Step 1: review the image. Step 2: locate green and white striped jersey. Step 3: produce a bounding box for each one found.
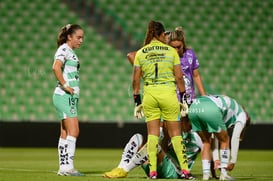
[206,95,246,128]
[53,43,80,95]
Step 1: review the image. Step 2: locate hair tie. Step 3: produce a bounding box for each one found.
[65,24,71,31]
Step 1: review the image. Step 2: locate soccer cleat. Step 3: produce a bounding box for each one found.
[149,171,158,179]
[103,168,128,178]
[202,173,210,180]
[57,169,85,176]
[219,173,234,180]
[181,169,195,180]
[57,170,66,176]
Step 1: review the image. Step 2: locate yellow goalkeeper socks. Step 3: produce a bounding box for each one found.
[147,134,159,173]
[171,136,189,170]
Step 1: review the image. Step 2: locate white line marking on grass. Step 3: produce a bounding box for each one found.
[0,167,55,173]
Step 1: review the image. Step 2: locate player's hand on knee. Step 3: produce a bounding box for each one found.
[134,104,144,119]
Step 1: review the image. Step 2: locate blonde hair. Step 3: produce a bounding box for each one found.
[167,26,188,50]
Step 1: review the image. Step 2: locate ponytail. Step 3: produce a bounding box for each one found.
[143,20,165,45]
[57,24,82,47]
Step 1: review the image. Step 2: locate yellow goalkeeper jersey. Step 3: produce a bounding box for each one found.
[134,39,180,86]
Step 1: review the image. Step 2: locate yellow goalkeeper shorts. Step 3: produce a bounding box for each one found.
[143,85,180,122]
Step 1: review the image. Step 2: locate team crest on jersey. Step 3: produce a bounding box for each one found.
[188,58,193,64]
[72,55,77,60]
[70,107,76,114]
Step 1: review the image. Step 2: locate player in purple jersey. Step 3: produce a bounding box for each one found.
[167,27,206,104]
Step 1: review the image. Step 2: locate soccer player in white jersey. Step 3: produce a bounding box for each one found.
[104,131,200,179]
[212,98,251,172]
[52,24,84,176]
[188,95,251,180]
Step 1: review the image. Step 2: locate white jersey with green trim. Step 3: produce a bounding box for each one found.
[183,131,202,158]
[53,43,80,95]
[206,95,246,128]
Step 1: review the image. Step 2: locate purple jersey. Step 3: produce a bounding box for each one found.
[177,49,200,102]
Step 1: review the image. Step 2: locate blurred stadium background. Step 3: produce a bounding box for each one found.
[0,1,272,127]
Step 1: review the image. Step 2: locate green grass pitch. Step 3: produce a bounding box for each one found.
[0,148,273,181]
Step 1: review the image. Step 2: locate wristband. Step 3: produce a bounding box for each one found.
[63,82,69,88]
[133,94,141,106]
[179,91,186,102]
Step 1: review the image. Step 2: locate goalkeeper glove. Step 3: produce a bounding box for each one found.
[133,94,144,119]
[179,91,189,117]
[134,104,144,119]
[180,102,189,117]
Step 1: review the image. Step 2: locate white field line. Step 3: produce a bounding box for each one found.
[0,168,104,176]
[0,167,55,173]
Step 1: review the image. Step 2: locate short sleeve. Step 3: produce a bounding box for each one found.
[191,50,200,69]
[54,46,66,63]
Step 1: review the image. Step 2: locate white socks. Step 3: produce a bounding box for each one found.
[117,134,143,171]
[202,159,211,177]
[202,149,230,177]
[66,135,76,170]
[220,149,230,175]
[58,136,77,171]
[125,144,149,172]
[58,138,68,171]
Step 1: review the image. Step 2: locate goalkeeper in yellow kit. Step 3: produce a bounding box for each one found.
[130,20,193,179]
